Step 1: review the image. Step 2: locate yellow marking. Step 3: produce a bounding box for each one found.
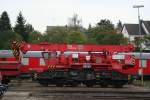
[48,65,56,69]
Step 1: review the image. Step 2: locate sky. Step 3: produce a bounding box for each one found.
[0,0,149,32]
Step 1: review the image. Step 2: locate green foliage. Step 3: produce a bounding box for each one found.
[25,23,34,34]
[0,19,1,31]
[143,35,150,43]
[0,11,22,49]
[133,35,150,51]
[142,35,150,50]
[133,36,148,51]
[14,12,28,42]
[116,20,123,32]
[0,11,129,48]
[44,26,87,44]
[134,37,141,49]
[96,19,115,33]
[88,19,116,37]
[28,31,44,43]
[0,31,22,49]
[95,33,127,45]
[86,19,127,45]
[66,31,87,44]
[0,11,12,31]
[44,27,68,43]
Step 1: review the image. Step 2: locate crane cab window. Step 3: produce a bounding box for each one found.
[50,52,57,58]
[21,58,29,65]
[42,52,57,59]
[42,52,49,59]
[139,60,147,68]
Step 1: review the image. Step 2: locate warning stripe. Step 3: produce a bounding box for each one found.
[132,56,136,65]
[48,65,56,69]
[11,41,21,61]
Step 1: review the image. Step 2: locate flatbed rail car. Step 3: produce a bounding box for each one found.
[11,41,135,87]
[0,50,20,84]
[0,50,49,79]
[120,52,150,80]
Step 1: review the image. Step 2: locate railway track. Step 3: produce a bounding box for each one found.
[3,91,150,100]
[30,92,150,100]
[1,80,150,100]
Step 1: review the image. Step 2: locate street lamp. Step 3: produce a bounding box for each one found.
[133,5,144,85]
[133,5,144,38]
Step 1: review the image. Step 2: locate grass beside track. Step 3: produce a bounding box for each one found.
[133,80,150,88]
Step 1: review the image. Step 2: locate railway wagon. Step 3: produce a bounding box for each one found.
[19,51,49,78]
[121,52,150,80]
[11,41,136,87]
[0,50,20,84]
[0,50,50,79]
[17,50,135,87]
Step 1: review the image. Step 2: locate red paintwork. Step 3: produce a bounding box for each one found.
[121,53,150,76]
[20,43,134,53]
[2,41,150,82]
[121,59,139,75]
[0,52,20,78]
[20,57,47,73]
[10,42,139,77]
[16,43,135,75]
[18,50,150,77]
[143,59,150,75]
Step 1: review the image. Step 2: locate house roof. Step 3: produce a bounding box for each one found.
[142,21,150,34]
[124,24,146,35]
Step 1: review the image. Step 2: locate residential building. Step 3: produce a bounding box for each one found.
[122,20,150,41]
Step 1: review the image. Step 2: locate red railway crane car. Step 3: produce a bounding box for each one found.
[0,50,20,84]
[121,52,150,80]
[11,41,135,87]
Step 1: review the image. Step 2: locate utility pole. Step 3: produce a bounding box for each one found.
[133,5,144,85]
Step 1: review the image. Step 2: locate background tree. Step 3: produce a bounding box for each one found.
[44,26,68,43]
[87,19,115,38]
[92,19,115,33]
[66,31,87,44]
[143,35,150,45]
[144,35,150,50]
[28,31,44,43]
[25,23,34,34]
[95,33,127,45]
[0,11,22,49]
[0,11,12,31]
[68,14,83,31]
[134,37,144,51]
[14,12,28,42]
[0,31,22,49]
[0,19,2,31]
[116,20,123,33]
[88,23,92,30]
[87,19,127,44]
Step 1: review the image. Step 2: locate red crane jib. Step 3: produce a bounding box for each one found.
[20,42,134,53]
